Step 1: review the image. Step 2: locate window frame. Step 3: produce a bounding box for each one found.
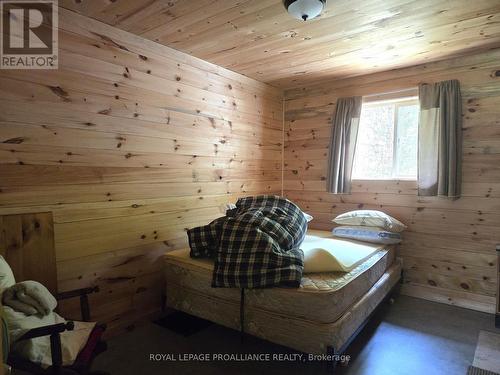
[352,96,419,181]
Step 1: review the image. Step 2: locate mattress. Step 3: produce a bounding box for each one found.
[164,230,396,324]
[166,261,402,355]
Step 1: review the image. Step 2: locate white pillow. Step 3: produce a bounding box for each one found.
[219,203,237,214]
[303,212,313,222]
[0,255,15,292]
[333,226,402,244]
[333,210,406,233]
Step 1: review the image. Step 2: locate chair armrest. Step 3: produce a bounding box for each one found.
[56,286,99,322]
[18,321,74,341]
[56,286,99,301]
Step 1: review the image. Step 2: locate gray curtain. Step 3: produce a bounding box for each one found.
[326,97,362,194]
[418,80,462,198]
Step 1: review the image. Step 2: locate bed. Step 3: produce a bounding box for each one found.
[163,229,402,356]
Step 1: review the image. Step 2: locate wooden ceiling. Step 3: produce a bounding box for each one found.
[61,0,500,89]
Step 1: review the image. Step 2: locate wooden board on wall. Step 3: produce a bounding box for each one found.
[284,48,500,314]
[0,213,57,294]
[0,9,283,336]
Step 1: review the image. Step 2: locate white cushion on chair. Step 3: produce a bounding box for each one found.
[4,305,96,368]
[0,255,15,292]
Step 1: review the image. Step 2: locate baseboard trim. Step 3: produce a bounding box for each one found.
[400,283,495,314]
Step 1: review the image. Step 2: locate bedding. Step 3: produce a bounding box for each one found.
[301,231,383,272]
[333,226,402,244]
[303,213,314,222]
[219,203,237,214]
[164,230,396,324]
[187,195,307,288]
[333,210,406,232]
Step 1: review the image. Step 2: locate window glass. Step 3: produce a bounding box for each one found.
[395,104,419,178]
[352,98,419,180]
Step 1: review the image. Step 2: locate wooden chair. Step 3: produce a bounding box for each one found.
[0,213,109,375]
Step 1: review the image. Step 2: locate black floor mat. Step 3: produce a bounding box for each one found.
[154,311,213,336]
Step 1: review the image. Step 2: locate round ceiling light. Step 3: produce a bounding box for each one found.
[284,0,326,21]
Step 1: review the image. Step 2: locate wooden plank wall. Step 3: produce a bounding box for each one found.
[0,213,58,294]
[0,9,283,335]
[284,49,500,314]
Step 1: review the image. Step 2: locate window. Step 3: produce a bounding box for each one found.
[352,97,419,180]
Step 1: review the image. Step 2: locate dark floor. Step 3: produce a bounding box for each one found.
[85,295,499,375]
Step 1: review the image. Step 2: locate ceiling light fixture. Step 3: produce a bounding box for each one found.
[284,0,326,21]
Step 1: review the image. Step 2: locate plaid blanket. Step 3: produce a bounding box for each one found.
[187,195,307,288]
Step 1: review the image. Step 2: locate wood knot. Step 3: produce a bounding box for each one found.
[98,108,111,115]
[48,86,70,102]
[3,137,25,144]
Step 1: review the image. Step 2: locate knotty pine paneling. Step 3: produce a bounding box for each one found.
[60,0,500,89]
[0,9,283,336]
[284,48,500,314]
[0,213,57,294]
